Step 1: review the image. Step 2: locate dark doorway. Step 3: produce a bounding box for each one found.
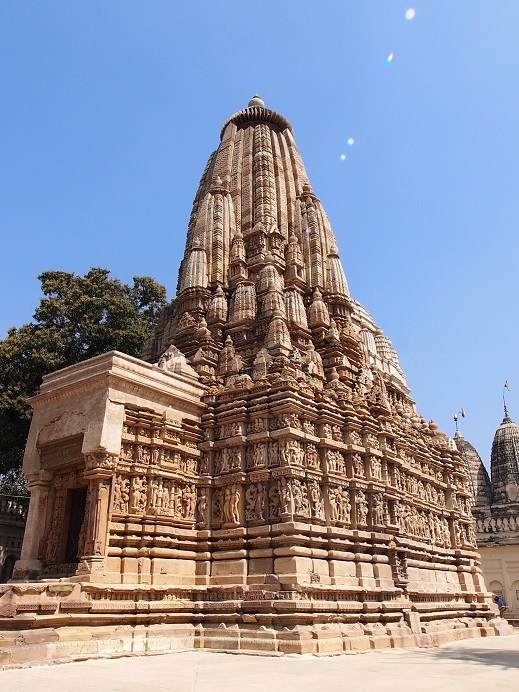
[64,488,87,563]
[1,555,17,582]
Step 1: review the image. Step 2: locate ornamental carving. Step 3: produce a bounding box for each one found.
[196,491,208,525]
[215,447,241,474]
[355,490,369,526]
[130,477,148,513]
[246,443,268,470]
[366,433,379,449]
[112,476,130,513]
[308,480,325,519]
[221,484,241,524]
[353,454,365,477]
[248,418,267,434]
[281,440,304,466]
[302,420,316,435]
[325,449,345,474]
[372,492,385,526]
[245,482,267,522]
[269,483,280,518]
[305,444,320,469]
[348,430,363,446]
[85,452,118,473]
[328,486,351,524]
[369,456,382,480]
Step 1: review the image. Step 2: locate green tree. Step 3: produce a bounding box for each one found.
[0,268,167,490]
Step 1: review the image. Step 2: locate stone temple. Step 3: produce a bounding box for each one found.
[456,408,519,622]
[0,97,511,665]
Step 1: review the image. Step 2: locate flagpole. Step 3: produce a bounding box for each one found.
[453,408,465,434]
[503,380,510,417]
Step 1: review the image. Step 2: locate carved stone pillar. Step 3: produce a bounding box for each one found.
[76,453,116,581]
[82,477,111,557]
[12,475,51,580]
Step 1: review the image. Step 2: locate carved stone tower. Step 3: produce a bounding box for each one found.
[457,410,519,620]
[0,97,510,665]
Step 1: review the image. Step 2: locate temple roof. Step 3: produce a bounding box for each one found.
[454,430,492,507]
[490,410,519,503]
[143,97,408,396]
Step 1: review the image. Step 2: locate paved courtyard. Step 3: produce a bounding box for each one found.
[1,633,519,692]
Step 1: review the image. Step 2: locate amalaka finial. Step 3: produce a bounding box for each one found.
[248,94,265,108]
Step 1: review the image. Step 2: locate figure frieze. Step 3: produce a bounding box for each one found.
[325,449,345,474]
[355,490,369,526]
[328,486,351,524]
[348,430,363,447]
[130,476,148,514]
[245,482,267,522]
[308,480,325,519]
[369,456,382,480]
[280,439,304,466]
[372,492,385,526]
[221,484,241,524]
[85,452,118,473]
[112,475,130,513]
[476,514,519,533]
[352,454,365,477]
[366,433,379,449]
[305,443,320,469]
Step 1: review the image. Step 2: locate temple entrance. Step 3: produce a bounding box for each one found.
[1,555,17,582]
[64,488,87,564]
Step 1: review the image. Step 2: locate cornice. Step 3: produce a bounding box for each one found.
[220,106,293,139]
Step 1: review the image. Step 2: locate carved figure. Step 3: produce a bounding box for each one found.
[279,477,292,514]
[281,440,304,466]
[212,488,223,521]
[338,488,351,523]
[353,454,365,476]
[131,477,147,513]
[306,444,319,469]
[245,484,257,521]
[112,476,130,513]
[355,490,369,526]
[309,480,324,519]
[269,483,280,517]
[372,492,385,526]
[370,456,382,480]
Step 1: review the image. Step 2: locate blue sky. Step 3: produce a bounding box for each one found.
[1,1,518,465]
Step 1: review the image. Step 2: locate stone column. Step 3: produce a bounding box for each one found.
[12,474,51,580]
[76,452,115,582]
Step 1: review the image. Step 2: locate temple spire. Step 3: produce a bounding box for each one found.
[143,99,409,398]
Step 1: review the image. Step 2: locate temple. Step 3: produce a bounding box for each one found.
[456,408,519,622]
[0,97,511,666]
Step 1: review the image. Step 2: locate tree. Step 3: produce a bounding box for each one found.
[0,268,167,489]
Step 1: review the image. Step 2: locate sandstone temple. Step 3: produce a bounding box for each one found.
[456,409,519,623]
[0,96,511,666]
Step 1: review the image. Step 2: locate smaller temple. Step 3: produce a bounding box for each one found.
[455,408,519,622]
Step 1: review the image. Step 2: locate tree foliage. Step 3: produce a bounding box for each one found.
[0,268,167,486]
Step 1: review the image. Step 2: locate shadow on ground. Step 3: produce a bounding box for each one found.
[425,638,519,671]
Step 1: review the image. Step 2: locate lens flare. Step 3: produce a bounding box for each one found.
[347,138,355,146]
[386,52,394,65]
[339,154,347,161]
[405,8,416,20]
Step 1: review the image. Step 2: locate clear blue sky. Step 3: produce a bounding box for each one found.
[1,1,518,466]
